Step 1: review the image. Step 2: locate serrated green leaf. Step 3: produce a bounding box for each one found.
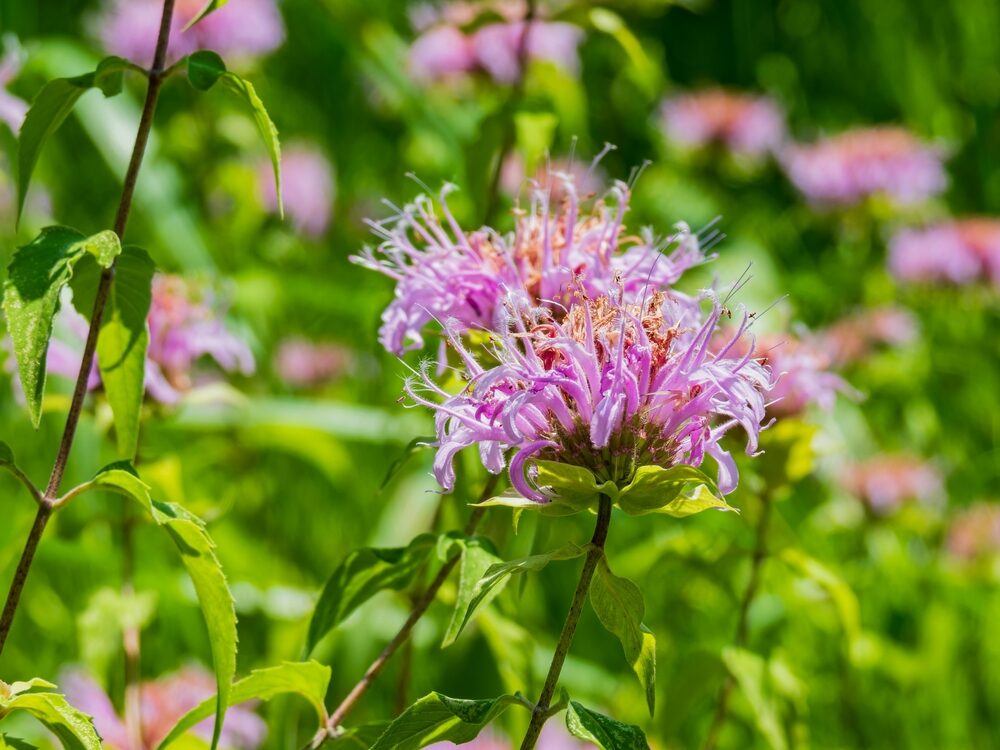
[91,465,236,750]
[71,247,154,458]
[306,534,436,654]
[616,464,726,516]
[370,693,521,750]
[3,226,87,425]
[441,537,503,647]
[589,557,656,715]
[565,701,649,750]
[187,51,226,91]
[0,689,102,750]
[183,0,230,30]
[0,734,40,750]
[156,661,331,750]
[450,544,588,644]
[721,648,788,750]
[218,73,281,216]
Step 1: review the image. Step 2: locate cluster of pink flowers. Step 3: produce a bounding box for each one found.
[62,666,266,750]
[0,40,27,134]
[946,503,1000,562]
[258,143,336,238]
[408,3,583,85]
[889,218,1000,287]
[840,455,944,515]
[91,0,285,67]
[659,89,786,159]
[782,126,947,207]
[353,175,707,355]
[816,305,918,366]
[274,337,353,388]
[41,274,254,404]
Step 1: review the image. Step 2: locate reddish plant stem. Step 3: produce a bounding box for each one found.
[0,0,177,659]
[518,495,613,750]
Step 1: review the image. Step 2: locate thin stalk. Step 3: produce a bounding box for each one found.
[0,0,177,658]
[122,499,143,749]
[702,492,774,750]
[518,495,613,750]
[317,474,500,742]
[483,0,537,224]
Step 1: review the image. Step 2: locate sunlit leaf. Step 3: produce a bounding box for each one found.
[370,693,522,750]
[183,0,230,30]
[0,684,102,750]
[156,661,331,749]
[218,73,281,216]
[616,465,728,517]
[449,544,588,644]
[440,536,503,647]
[780,549,861,645]
[306,534,437,654]
[589,556,656,715]
[90,464,236,750]
[565,701,649,750]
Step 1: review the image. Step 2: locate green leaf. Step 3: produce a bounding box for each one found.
[218,73,281,216]
[3,226,92,425]
[449,544,588,644]
[440,536,503,647]
[15,59,134,222]
[71,247,154,458]
[380,436,435,490]
[0,687,102,750]
[0,734,40,750]
[617,466,733,517]
[156,661,331,750]
[306,535,436,654]
[721,648,788,750]
[183,0,230,30]
[327,723,391,750]
[0,441,14,466]
[91,465,236,750]
[533,460,618,511]
[589,557,656,715]
[370,693,522,750]
[187,51,226,92]
[565,701,649,750]
[780,550,860,644]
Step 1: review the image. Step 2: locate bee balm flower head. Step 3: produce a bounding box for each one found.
[660,89,786,159]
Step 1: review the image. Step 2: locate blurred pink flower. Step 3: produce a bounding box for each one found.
[27,275,254,404]
[782,127,947,207]
[91,0,285,67]
[259,144,336,237]
[274,337,353,387]
[946,503,1000,561]
[62,666,266,750]
[660,89,786,158]
[818,306,918,365]
[0,41,27,133]
[409,25,477,82]
[840,455,944,515]
[500,154,604,201]
[889,218,1000,286]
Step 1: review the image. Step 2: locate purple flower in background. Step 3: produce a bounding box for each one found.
[818,306,918,365]
[947,503,1000,562]
[409,25,477,82]
[274,337,353,388]
[889,218,1000,286]
[259,143,336,237]
[62,666,266,750]
[660,89,786,158]
[0,38,28,134]
[353,169,707,355]
[471,21,583,83]
[840,455,944,515]
[91,0,285,67]
[406,289,773,499]
[782,126,947,207]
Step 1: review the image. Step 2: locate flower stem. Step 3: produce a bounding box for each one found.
[518,495,613,750]
[317,473,500,742]
[0,0,176,659]
[701,491,774,750]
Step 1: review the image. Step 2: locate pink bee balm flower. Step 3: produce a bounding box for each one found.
[259,143,336,237]
[91,0,285,67]
[840,455,944,515]
[889,218,1000,286]
[660,89,786,158]
[0,40,28,134]
[353,171,707,355]
[61,666,267,750]
[274,337,353,387]
[818,305,918,365]
[500,154,604,202]
[406,289,773,499]
[408,25,477,82]
[946,503,1000,561]
[471,21,583,84]
[782,127,947,207]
